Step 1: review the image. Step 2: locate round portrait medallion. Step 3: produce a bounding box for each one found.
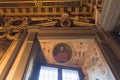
[53,43,72,63]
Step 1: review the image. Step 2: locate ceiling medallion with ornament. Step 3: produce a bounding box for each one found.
[0,17,27,40]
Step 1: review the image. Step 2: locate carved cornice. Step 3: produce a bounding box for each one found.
[0,17,27,40]
[4,17,27,28]
[0,28,26,40]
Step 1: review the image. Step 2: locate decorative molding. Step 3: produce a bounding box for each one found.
[0,29,26,40]
[0,17,27,40]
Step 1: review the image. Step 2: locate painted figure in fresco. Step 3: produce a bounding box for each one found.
[55,46,70,63]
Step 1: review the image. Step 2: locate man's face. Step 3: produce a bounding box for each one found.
[60,46,64,51]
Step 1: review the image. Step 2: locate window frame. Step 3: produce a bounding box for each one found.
[38,64,84,80]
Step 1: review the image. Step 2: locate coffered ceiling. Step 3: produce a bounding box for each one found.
[0,0,104,40]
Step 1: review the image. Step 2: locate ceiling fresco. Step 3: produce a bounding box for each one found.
[82,41,115,80]
[39,38,95,67]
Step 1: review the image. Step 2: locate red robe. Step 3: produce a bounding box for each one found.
[55,51,70,62]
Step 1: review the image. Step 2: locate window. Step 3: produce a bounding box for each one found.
[62,69,79,80]
[39,66,58,80]
[39,65,83,80]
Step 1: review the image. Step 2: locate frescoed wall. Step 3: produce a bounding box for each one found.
[82,42,115,80]
[39,38,95,67]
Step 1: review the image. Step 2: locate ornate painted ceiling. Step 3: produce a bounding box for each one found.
[0,0,104,40]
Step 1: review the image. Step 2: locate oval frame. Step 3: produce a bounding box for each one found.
[53,43,72,63]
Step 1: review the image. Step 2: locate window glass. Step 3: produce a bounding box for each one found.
[39,66,58,80]
[62,69,80,80]
[39,66,81,80]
